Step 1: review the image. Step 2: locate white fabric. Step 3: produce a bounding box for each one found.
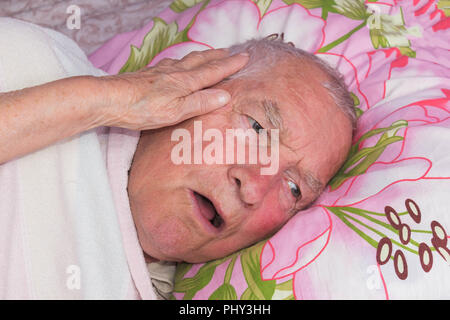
[0,18,156,299]
[147,261,176,300]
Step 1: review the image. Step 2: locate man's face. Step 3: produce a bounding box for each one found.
[128,59,353,263]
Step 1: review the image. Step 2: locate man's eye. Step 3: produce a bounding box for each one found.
[287,180,301,199]
[247,116,264,134]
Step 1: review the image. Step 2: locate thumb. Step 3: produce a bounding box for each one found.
[180,89,231,120]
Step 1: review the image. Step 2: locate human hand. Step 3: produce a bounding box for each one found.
[98,49,249,130]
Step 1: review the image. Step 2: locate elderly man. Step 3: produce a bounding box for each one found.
[0,18,353,299]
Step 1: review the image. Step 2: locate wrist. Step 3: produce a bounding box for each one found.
[88,74,136,128]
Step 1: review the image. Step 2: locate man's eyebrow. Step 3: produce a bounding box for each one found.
[261,99,284,130]
[303,169,324,197]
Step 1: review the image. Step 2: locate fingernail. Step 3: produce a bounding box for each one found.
[217,91,230,104]
[239,52,249,57]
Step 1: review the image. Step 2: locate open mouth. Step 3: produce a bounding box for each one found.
[193,191,224,229]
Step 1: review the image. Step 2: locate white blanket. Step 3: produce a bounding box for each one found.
[0,18,156,299]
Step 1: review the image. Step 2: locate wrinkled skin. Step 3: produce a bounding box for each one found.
[128,58,353,263]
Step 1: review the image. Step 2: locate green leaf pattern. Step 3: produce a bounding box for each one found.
[170,0,205,13]
[329,120,408,190]
[119,18,186,73]
[173,240,293,300]
[437,0,450,17]
[251,0,273,16]
[240,242,276,300]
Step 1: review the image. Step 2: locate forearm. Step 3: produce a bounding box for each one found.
[0,49,248,165]
[0,76,105,164]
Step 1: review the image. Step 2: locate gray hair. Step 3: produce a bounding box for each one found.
[225,37,357,131]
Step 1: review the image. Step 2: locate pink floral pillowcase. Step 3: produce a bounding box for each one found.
[89,0,450,299]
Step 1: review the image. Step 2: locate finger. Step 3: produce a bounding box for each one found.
[177,88,231,121]
[177,48,229,69]
[184,52,249,91]
[156,58,177,67]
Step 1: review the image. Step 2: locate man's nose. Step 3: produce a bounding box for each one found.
[227,165,275,208]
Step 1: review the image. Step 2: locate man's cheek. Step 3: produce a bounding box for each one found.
[247,206,287,239]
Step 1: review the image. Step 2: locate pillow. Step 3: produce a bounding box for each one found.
[89,0,450,299]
